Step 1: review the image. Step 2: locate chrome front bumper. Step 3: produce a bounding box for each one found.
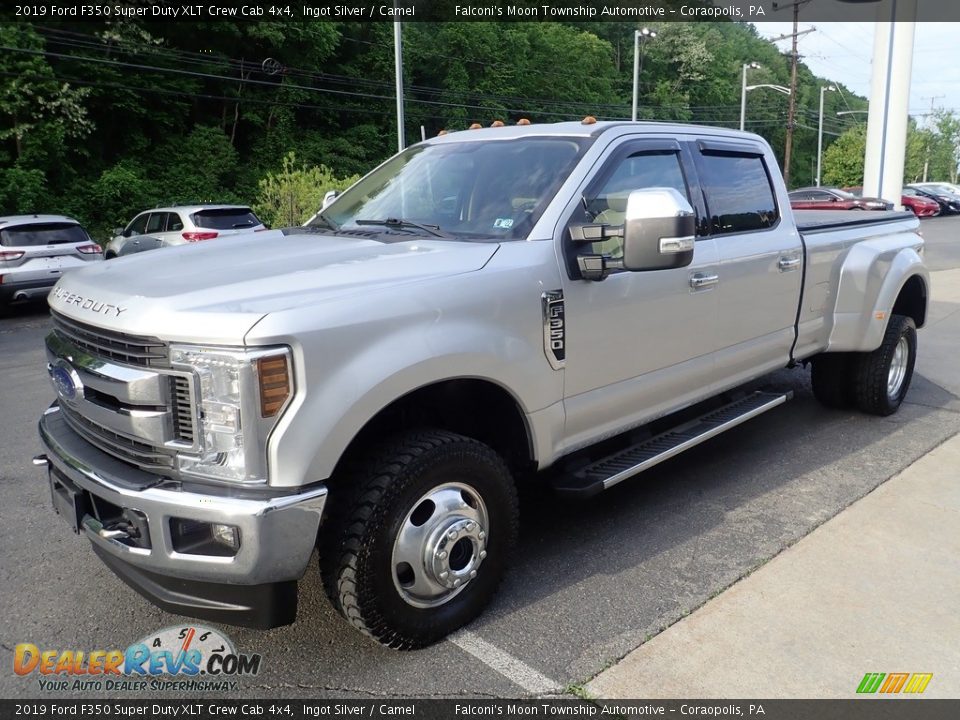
[38,403,327,588]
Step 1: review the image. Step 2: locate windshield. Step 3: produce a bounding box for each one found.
[0,222,89,247]
[313,136,590,240]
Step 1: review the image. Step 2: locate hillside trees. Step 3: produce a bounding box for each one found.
[1,18,956,237]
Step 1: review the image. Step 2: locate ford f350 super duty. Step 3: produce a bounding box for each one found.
[36,120,928,649]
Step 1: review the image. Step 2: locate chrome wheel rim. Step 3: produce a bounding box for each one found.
[391,482,489,608]
[887,336,909,400]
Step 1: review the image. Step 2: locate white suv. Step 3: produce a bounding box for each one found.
[104,205,267,258]
[0,215,102,307]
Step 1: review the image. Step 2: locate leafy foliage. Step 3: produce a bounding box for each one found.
[822,125,866,188]
[254,151,359,228]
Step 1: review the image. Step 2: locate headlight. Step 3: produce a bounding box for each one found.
[170,345,293,484]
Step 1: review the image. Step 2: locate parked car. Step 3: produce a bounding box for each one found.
[104,205,266,258]
[788,187,892,211]
[844,186,939,218]
[904,185,960,215]
[38,121,927,648]
[899,186,942,217]
[912,181,960,197]
[0,215,102,306]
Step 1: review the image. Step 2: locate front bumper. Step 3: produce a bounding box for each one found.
[38,403,327,628]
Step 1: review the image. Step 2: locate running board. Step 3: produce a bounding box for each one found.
[552,391,792,498]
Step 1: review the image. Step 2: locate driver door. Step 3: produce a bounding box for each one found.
[559,138,720,450]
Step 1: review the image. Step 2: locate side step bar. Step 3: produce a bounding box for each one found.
[552,391,792,498]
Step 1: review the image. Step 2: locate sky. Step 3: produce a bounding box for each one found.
[751,22,960,132]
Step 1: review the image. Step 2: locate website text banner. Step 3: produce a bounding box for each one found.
[3,700,960,720]
[5,0,958,24]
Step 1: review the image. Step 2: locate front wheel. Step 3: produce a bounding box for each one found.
[320,429,518,649]
[853,314,917,416]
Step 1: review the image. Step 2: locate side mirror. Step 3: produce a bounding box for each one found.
[321,190,338,210]
[569,188,695,280]
[621,188,696,271]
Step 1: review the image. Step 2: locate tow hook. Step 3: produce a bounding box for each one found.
[98,522,139,541]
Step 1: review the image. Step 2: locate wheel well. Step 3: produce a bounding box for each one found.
[333,379,535,477]
[892,275,927,328]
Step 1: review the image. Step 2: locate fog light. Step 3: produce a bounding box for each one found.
[212,523,240,551]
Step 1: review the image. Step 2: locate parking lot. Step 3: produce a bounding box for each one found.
[1,216,958,699]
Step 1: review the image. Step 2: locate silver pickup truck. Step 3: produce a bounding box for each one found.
[36,121,928,649]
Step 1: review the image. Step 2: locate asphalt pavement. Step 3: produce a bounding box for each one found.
[1,216,958,699]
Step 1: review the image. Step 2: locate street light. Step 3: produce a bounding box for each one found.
[739,62,761,132]
[816,85,837,187]
[632,27,657,122]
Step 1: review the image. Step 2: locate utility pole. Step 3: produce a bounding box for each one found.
[921,95,945,182]
[772,1,812,188]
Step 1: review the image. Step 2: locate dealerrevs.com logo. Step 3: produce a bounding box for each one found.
[14,625,262,692]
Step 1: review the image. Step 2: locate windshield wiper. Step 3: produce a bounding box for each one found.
[355,218,451,238]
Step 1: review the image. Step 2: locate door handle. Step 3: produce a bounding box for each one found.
[689,273,719,290]
[778,256,801,272]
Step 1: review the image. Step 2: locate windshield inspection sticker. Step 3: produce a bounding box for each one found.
[493,218,514,229]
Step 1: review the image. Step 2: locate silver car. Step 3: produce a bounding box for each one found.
[103,205,267,258]
[0,215,102,306]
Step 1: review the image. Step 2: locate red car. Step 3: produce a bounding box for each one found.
[900,187,941,217]
[843,186,939,217]
[789,187,892,211]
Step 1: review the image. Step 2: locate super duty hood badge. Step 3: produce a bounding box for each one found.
[52,287,127,317]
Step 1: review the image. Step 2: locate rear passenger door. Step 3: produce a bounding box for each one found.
[692,139,803,388]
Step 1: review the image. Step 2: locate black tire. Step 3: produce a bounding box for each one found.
[810,353,855,409]
[319,429,518,649]
[852,314,917,416]
[104,252,116,260]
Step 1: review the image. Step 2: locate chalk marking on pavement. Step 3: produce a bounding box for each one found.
[449,630,561,695]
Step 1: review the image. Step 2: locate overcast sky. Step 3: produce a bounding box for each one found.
[751,22,960,131]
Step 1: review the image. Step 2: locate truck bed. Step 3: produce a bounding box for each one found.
[795,209,916,234]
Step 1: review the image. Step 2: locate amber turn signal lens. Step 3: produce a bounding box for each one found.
[257,355,290,417]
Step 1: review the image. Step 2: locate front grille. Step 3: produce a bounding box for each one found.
[51,311,168,367]
[171,376,196,444]
[60,404,175,471]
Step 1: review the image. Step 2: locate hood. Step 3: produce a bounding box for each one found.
[48,230,499,344]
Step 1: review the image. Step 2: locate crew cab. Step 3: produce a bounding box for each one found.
[35,121,927,649]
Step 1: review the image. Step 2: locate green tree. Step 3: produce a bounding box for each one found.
[822,124,866,187]
[155,125,240,204]
[0,25,92,160]
[0,166,48,215]
[84,162,157,241]
[254,151,359,228]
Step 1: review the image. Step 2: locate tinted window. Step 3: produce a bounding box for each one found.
[699,153,778,234]
[0,222,89,247]
[145,213,166,233]
[580,150,690,258]
[167,213,184,232]
[193,208,261,230]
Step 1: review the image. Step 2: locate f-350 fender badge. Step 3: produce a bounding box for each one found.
[541,290,565,370]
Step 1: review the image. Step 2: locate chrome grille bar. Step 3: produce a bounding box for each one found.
[51,311,168,367]
[60,404,175,471]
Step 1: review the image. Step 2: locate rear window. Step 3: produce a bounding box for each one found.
[192,208,261,230]
[0,222,89,247]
